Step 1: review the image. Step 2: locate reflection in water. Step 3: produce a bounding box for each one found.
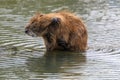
[26,51,86,73]
[0,0,120,79]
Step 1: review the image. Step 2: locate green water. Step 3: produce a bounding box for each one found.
[0,0,120,80]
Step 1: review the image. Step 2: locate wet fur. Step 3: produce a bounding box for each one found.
[25,11,88,52]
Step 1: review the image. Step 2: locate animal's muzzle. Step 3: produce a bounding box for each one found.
[25,29,28,34]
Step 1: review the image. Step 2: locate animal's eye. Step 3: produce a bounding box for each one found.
[33,26,37,30]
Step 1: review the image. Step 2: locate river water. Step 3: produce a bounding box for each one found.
[0,0,120,80]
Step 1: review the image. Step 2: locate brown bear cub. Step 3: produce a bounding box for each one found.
[25,11,88,52]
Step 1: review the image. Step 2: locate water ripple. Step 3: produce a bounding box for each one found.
[0,24,44,51]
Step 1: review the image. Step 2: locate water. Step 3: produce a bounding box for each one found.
[0,0,120,80]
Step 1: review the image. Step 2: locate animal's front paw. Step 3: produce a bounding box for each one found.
[57,39,68,49]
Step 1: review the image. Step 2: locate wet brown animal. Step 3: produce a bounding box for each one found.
[25,11,88,52]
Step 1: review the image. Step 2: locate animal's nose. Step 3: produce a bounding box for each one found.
[25,30,28,33]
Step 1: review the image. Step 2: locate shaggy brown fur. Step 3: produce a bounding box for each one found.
[25,11,88,52]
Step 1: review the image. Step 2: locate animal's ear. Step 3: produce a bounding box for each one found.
[51,17,60,25]
[35,12,44,17]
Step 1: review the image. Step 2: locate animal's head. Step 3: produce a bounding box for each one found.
[25,13,61,37]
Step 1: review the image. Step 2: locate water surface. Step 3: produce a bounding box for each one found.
[0,0,120,80]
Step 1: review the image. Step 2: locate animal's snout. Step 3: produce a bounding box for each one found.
[25,29,29,34]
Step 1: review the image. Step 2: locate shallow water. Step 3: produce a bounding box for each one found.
[0,0,120,80]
